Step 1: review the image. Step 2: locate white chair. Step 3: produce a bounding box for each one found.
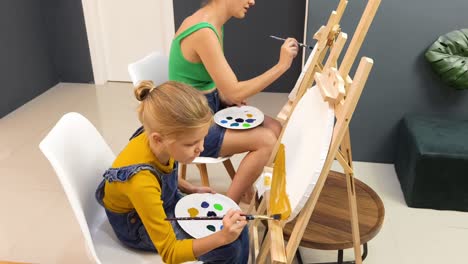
[128,52,169,86]
[128,52,236,187]
[39,112,162,264]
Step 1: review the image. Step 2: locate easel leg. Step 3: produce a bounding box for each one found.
[342,131,362,264]
[346,172,362,263]
[257,229,271,263]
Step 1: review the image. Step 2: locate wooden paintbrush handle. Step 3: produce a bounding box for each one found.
[165,216,223,221]
[165,214,279,221]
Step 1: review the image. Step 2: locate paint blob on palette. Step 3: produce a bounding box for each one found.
[175,193,240,238]
[186,202,224,232]
[214,105,265,130]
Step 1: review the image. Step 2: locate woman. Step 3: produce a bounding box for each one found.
[169,0,299,203]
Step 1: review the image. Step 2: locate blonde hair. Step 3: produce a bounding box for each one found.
[134,80,213,137]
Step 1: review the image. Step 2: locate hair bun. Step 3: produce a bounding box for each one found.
[134,80,156,101]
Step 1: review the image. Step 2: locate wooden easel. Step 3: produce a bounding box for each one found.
[249,0,381,263]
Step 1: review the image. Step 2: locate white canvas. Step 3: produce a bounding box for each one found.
[281,86,335,221]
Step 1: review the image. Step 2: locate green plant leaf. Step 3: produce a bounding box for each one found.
[425,29,468,90]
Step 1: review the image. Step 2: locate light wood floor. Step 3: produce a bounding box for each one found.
[1,82,467,263]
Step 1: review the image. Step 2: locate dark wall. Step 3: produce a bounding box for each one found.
[0,1,58,118]
[44,0,94,83]
[173,0,306,92]
[0,0,93,118]
[307,0,468,163]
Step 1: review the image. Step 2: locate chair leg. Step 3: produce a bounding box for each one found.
[296,248,305,264]
[222,159,236,180]
[303,243,369,264]
[196,164,210,187]
[180,164,187,180]
[337,250,344,264]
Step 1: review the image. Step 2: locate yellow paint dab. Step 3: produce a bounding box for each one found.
[264,175,271,186]
[269,144,291,220]
[188,207,199,217]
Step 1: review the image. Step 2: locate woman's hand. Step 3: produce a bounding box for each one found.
[278,38,299,70]
[192,185,216,194]
[218,90,247,107]
[220,209,247,244]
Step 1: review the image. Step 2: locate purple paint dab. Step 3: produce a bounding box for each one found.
[201,201,209,208]
[245,119,256,123]
[207,211,217,217]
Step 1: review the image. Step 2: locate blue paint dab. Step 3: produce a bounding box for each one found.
[245,119,256,123]
[220,120,228,124]
[201,201,209,208]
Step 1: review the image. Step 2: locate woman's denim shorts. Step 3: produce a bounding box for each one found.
[201,89,227,158]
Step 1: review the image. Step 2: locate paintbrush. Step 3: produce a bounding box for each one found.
[270,35,314,50]
[165,213,281,221]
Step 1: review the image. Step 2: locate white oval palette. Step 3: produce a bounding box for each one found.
[174,193,240,238]
[214,105,264,130]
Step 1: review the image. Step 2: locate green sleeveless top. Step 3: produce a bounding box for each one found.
[169,22,223,91]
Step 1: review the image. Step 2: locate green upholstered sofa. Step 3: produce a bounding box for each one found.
[394,115,468,211]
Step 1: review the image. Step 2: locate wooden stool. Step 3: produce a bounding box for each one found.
[283,171,385,264]
[180,157,236,187]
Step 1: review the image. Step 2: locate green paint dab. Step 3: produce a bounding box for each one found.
[206,225,216,232]
[214,203,223,211]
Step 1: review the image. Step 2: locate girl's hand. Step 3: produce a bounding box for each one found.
[192,186,216,194]
[220,209,248,244]
[278,38,299,70]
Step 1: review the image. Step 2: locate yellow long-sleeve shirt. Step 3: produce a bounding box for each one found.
[103,132,195,263]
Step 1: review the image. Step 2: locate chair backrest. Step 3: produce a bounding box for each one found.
[39,112,115,263]
[128,52,169,86]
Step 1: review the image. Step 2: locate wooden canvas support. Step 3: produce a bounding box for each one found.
[249,0,381,263]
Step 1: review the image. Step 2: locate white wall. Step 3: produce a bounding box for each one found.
[82,0,175,84]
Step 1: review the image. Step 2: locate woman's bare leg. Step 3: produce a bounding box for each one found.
[219,122,277,203]
[262,115,282,138]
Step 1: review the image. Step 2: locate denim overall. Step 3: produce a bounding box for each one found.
[95,129,249,263]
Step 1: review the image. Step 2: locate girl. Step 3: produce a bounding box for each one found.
[95,81,249,264]
[169,0,299,203]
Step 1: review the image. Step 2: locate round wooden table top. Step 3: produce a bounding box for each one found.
[283,171,385,250]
